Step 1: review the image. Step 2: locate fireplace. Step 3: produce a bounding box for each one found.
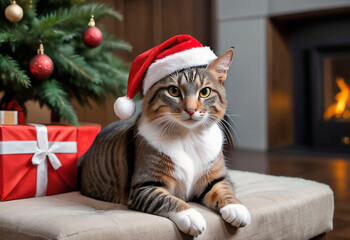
[291,14,350,152]
[217,1,350,151]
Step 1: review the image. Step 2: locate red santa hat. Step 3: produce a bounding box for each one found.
[114,34,217,120]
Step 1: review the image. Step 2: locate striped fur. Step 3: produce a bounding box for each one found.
[80,121,135,203]
[80,49,250,236]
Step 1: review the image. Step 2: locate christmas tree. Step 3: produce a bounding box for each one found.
[0,0,131,126]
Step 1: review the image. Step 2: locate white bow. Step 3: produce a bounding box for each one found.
[31,125,62,170]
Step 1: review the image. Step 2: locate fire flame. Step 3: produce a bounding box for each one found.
[323,77,350,120]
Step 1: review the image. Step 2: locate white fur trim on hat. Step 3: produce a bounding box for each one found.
[142,46,217,94]
[114,96,136,120]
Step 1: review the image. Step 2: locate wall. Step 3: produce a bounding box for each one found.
[216,0,350,151]
[216,0,268,151]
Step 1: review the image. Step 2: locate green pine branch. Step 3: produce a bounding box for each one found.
[82,34,132,61]
[0,27,17,43]
[0,25,30,49]
[93,66,127,98]
[93,62,128,87]
[98,35,132,52]
[37,79,78,126]
[0,54,31,88]
[77,3,123,21]
[51,46,101,84]
[39,3,122,35]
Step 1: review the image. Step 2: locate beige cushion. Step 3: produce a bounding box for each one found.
[0,170,333,240]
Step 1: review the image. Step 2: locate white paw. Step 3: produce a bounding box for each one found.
[169,208,206,237]
[220,204,251,228]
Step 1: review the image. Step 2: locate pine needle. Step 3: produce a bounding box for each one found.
[51,47,101,84]
[94,62,129,81]
[40,3,122,33]
[38,79,79,126]
[0,29,17,43]
[0,25,29,45]
[0,55,31,88]
[100,37,132,52]
[77,3,123,21]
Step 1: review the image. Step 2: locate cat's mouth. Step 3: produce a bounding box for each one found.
[181,110,206,121]
[178,119,202,129]
[176,111,207,129]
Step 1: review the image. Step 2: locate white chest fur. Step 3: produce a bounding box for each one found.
[138,119,223,200]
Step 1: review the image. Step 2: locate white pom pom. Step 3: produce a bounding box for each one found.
[114,96,136,120]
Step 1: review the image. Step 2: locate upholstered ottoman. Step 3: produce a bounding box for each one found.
[0,170,333,240]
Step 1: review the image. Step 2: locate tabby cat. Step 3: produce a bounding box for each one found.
[80,48,251,237]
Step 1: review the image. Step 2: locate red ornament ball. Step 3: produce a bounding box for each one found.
[83,26,103,48]
[29,54,54,80]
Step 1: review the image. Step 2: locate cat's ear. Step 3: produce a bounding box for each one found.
[208,48,234,83]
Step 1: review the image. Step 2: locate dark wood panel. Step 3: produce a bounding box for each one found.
[117,0,213,61]
[124,0,155,60]
[267,19,294,148]
[161,0,194,41]
[193,0,215,48]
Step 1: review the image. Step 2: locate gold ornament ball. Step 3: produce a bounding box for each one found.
[5,2,23,23]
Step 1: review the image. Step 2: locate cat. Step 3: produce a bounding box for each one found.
[79,48,251,237]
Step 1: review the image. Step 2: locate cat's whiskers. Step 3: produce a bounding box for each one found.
[200,115,212,131]
[218,119,235,149]
[224,120,238,144]
[147,113,178,138]
[163,116,177,136]
[206,115,235,149]
[153,118,172,136]
[222,118,238,146]
[221,111,239,134]
[224,109,240,129]
[224,108,241,117]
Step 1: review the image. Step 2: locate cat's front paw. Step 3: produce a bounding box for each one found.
[220,204,251,228]
[169,208,206,237]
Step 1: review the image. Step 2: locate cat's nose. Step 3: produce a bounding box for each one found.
[186,109,196,116]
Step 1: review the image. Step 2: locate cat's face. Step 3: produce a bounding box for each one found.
[142,48,233,131]
[142,67,226,129]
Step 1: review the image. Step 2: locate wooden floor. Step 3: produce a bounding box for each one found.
[226,150,350,240]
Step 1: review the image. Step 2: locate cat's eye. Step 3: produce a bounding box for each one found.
[168,86,181,97]
[199,87,211,98]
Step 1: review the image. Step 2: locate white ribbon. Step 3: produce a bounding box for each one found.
[0,111,4,124]
[0,124,77,197]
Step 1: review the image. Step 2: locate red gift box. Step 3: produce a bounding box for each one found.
[1,100,25,124]
[77,123,100,158]
[0,123,100,201]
